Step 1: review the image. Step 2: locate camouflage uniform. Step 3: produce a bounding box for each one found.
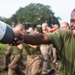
[8,54,25,75]
[40,44,57,74]
[0,44,25,75]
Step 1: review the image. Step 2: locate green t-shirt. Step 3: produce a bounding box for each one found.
[23,43,41,55]
[47,29,75,75]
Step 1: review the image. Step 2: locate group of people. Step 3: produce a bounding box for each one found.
[0,8,75,75]
[0,24,26,75]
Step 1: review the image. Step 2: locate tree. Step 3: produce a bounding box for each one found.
[6,3,60,28]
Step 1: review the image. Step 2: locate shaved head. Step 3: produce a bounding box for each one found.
[42,23,48,27]
[70,8,75,37]
[70,8,75,18]
[15,24,25,30]
[13,23,26,33]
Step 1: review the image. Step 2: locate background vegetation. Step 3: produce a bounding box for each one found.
[0,3,61,60]
[0,3,61,29]
[0,44,28,60]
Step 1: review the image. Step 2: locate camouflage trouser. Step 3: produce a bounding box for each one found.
[25,55,57,75]
[3,45,13,69]
[40,44,52,69]
[4,45,23,69]
[40,44,57,74]
[40,44,57,64]
[25,55,43,75]
[8,54,25,75]
[49,45,57,64]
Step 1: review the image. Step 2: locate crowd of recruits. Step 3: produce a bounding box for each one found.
[0,15,70,75]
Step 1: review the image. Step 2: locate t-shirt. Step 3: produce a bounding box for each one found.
[23,43,41,55]
[46,29,75,75]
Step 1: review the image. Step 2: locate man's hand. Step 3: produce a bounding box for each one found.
[11,33,24,46]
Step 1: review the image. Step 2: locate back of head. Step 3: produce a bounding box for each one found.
[70,8,75,18]
[42,23,48,27]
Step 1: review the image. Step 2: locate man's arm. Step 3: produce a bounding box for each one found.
[12,33,51,45]
[17,44,23,50]
[28,44,37,49]
[23,33,50,45]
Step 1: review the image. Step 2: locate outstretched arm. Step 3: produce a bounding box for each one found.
[12,33,51,45]
[23,33,50,45]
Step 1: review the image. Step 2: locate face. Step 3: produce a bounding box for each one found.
[42,23,48,31]
[42,25,48,31]
[53,24,59,30]
[13,24,26,34]
[60,23,69,30]
[70,11,75,37]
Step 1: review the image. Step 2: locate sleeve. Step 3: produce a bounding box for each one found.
[46,29,63,51]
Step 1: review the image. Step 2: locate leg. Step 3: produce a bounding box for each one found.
[8,54,23,75]
[15,66,25,75]
[31,56,43,75]
[40,45,52,74]
[0,45,13,72]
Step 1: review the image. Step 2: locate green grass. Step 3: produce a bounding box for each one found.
[0,44,28,60]
[0,43,7,50]
[0,44,7,60]
[0,43,41,60]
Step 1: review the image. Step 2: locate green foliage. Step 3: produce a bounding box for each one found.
[0,44,28,60]
[0,43,39,59]
[0,44,7,50]
[0,3,60,28]
[9,3,60,28]
[0,17,7,22]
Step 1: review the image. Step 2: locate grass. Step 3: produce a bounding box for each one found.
[0,44,7,60]
[0,43,40,60]
[0,43,28,60]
